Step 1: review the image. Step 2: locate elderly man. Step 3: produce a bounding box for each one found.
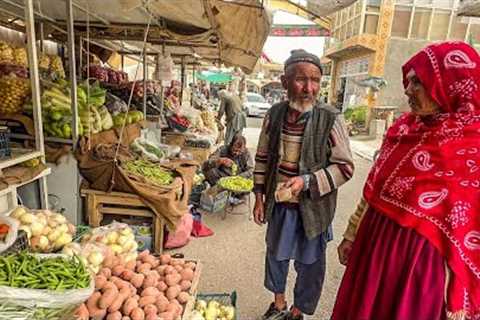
[202,134,253,186]
[254,49,354,320]
[216,90,247,146]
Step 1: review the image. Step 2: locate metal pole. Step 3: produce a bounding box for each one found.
[24,0,48,209]
[143,51,147,118]
[66,0,79,146]
[79,37,83,77]
[180,56,185,105]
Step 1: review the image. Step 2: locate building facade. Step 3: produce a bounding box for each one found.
[324,0,480,112]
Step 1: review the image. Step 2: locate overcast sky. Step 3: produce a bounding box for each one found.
[262,10,325,64]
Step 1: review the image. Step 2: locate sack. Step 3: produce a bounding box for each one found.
[164,213,193,249]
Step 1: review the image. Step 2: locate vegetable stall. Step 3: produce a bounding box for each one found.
[0,0,270,319]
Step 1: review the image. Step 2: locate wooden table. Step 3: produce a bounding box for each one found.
[80,188,165,254]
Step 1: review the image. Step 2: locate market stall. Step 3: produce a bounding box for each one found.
[0,1,270,319]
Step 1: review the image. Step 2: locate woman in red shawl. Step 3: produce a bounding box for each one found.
[332,41,480,320]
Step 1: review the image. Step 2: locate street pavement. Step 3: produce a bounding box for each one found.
[174,116,374,320]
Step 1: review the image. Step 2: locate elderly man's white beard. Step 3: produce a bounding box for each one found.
[289,99,314,112]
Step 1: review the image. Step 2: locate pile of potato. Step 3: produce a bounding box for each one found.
[75,250,197,320]
[0,76,30,114]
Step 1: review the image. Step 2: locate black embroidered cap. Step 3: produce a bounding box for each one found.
[284,49,322,73]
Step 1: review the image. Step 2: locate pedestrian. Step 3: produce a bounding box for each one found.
[332,41,480,320]
[253,49,354,320]
[217,89,247,146]
[202,134,253,186]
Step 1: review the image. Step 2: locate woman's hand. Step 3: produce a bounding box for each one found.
[338,238,354,266]
[216,157,233,167]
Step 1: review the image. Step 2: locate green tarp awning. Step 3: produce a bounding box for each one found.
[197,71,233,84]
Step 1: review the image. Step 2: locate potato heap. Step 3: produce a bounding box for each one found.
[75,251,197,320]
[0,76,30,114]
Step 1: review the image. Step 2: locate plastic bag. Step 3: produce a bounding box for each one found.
[130,137,169,162]
[62,242,113,274]
[0,215,19,253]
[164,213,193,249]
[0,254,94,320]
[9,206,75,253]
[80,221,138,263]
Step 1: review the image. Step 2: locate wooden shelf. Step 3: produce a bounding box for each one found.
[0,149,43,171]
[0,167,51,197]
[10,133,74,145]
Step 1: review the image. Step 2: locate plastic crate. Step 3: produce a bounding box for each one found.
[2,230,29,254]
[189,182,208,206]
[0,126,11,159]
[199,188,229,213]
[195,291,238,320]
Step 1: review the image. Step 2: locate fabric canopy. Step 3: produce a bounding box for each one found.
[197,71,233,83]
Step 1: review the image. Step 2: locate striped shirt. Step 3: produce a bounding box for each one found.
[254,106,354,202]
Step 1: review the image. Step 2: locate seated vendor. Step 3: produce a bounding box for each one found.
[202,134,253,186]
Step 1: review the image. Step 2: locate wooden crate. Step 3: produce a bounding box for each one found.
[181,146,212,164]
[182,259,203,320]
[80,188,165,254]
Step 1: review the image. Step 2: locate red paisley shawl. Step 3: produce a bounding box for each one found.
[364,42,480,318]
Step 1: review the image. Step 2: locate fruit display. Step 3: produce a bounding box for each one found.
[112,110,144,128]
[13,47,28,67]
[0,76,30,114]
[9,206,76,253]
[49,55,65,78]
[128,80,161,98]
[85,65,128,85]
[0,41,13,64]
[217,176,254,193]
[74,251,197,320]
[122,160,174,186]
[0,251,91,290]
[105,92,128,115]
[39,53,50,70]
[79,222,138,265]
[0,64,28,78]
[191,298,236,320]
[168,114,191,132]
[200,110,217,131]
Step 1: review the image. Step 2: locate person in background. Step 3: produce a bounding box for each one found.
[217,89,247,146]
[253,49,354,320]
[202,134,253,186]
[332,41,480,320]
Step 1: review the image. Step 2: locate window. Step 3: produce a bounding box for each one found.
[347,21,354,38]
[364,14,379,34]
[449,15,468,40]
[411,8,432,39]
[247,94,265,103]
[352,17,361,36]
[366,0,381,13]
[430,9,451,40]
[469,24,480,45]
[391,6,412,38]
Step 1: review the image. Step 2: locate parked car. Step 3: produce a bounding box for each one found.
[243,92,272,117]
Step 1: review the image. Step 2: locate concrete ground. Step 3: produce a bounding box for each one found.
[172,116,372,320]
